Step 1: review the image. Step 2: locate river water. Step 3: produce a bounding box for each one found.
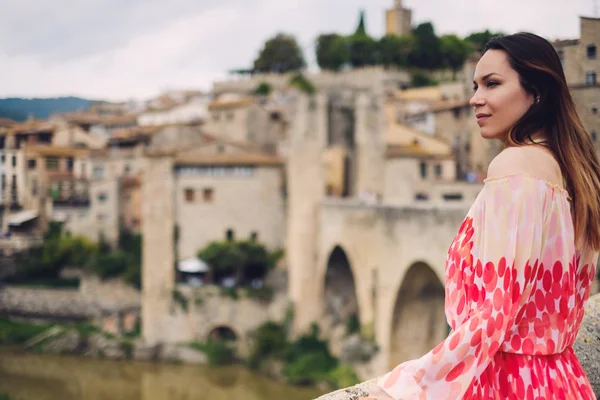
[0,349,325,400]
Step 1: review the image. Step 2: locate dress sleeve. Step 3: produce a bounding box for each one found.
[377,175,548,400]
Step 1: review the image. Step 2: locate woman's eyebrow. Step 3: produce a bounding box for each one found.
[473,72,503,85]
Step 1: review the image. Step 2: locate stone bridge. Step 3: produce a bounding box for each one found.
[289,198,470,375]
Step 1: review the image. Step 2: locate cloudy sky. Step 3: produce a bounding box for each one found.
[0,0,594,101]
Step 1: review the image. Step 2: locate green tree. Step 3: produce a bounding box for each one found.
[378,34,414,68]
[253,33,306,74]
[411,70,438,87]
[465,29,504,51]
[316,34,350,71]
[354,10,367,36]
[410,22,442,70]
[440,34,472,78]
[348,10,378,68]
[348,35,378,68]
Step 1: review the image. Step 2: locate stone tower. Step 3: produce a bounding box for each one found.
[141,153,176,345]
[386,0,412,36]
[286,93,328,332]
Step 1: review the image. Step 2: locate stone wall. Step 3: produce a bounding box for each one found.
[315,293,600,399]
[154,285,290,355]
[0,275,140,320]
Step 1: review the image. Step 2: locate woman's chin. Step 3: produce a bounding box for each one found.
[479,130,502,140]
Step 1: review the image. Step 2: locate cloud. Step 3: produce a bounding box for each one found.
[0,0,593,100]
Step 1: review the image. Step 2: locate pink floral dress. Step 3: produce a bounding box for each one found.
[378,174,598,400]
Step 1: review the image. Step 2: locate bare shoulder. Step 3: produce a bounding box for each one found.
[487,145,562,184]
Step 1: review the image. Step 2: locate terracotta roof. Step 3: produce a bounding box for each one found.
[429,99,471,113]
[121,176,141,189]
[386,143,453,159]
[0,118,16,128]
[24,145,89,158]
[552,39,579,47]
[395,87,441,102]
[208,97,254,110]
[175,152,282,166]
[9,120,56,135]
[173,136,281,167]
[110,125,162,141]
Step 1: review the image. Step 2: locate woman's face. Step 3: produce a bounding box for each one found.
[470,49,535,141]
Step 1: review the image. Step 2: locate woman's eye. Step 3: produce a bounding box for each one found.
[472,86,478,92]
[487,81,499,88]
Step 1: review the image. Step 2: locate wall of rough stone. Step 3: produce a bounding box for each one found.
[315,293,600,399]
[0,275,140,320]
[153,285,291,355]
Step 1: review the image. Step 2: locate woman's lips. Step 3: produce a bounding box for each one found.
[476,114,490,125]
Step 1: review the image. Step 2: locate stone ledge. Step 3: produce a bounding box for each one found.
[316,293,600,399]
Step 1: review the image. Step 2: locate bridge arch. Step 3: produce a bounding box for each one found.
[388,261,447,370]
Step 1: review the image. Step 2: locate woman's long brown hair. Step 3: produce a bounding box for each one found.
[485,33,600,250]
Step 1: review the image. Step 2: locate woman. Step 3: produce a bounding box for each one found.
[368,33,600,399]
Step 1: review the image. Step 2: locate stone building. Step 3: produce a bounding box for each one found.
[385,0,412,36]
[554,17,600,150]
[173,138,286,261]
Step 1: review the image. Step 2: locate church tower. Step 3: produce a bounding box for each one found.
[386,0,412,36]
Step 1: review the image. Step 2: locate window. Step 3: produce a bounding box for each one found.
[12,155,16,167]
[66,157,74,171]
[97,192,107,202]
[185,188,195,202]
[45,156,59,170]
[124,164,131,175]
[203,188,214,202]
[586,72,597,85]
[453,107,461,119]
[443,193,464,201]
[587,45,597,60]
[226,229,235,241]
[93,165,104,179]
[250,231,258,241]
[434,163,442,178]
[32,178,38,196]
[419,161,427,179]
[0,154,4,164]
[593,104,598,114]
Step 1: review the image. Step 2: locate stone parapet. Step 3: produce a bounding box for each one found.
[315,293,600,399]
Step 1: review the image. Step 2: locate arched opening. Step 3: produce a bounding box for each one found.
[322,246,360,355]
[208,326,237,342]
[389,262,446,369]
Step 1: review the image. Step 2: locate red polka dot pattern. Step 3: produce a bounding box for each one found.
[378,175,598,400]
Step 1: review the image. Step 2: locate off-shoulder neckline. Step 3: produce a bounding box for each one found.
[483,173,571,200]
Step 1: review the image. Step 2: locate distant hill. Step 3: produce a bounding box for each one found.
[0,97,94,122]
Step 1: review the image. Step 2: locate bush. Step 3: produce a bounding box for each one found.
[247,322,288,370]
[198,240,283,286]
[328,364,360,389]
[190,339,236,365]
[245,286,274,303]
[411,70,438,87]
[289,73,316,95]
[255,82,272,96]
[0,318,52,345]
[346,313,360,336]
[283,324,338,385]
[172,289,189,312]
[0,393,10,400]
[284,352,338,385]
